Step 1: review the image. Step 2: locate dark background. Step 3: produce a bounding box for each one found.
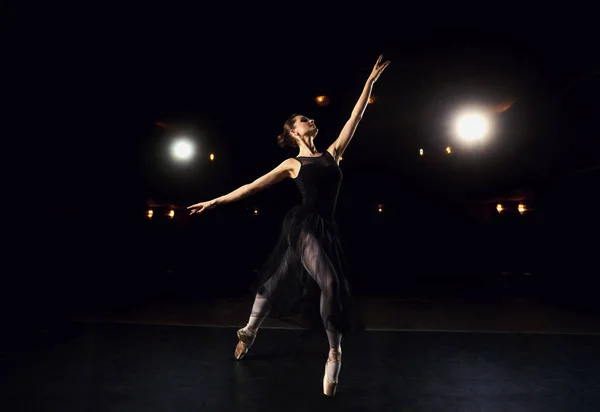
[18,12,599,323]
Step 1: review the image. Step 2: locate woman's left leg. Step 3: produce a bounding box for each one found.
[299,231,344,396]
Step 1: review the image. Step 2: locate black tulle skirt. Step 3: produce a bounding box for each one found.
[250,205,353,333]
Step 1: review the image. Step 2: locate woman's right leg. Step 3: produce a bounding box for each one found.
[235,257,285,360]
[242,245,295,336]
[243,293,271,334]
[235,293,271,360]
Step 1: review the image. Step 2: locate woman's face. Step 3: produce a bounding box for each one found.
[293,115,318,138]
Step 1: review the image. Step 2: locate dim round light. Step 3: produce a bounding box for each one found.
[315,95,329,106]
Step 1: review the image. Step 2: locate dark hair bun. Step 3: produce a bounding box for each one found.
[277,133,287,148]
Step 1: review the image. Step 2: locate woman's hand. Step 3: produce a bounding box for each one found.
[367,54,390,83]
[187,199,216,215]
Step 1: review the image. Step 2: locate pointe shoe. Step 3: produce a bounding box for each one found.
[323,347,342,397]
[234,328,256,360]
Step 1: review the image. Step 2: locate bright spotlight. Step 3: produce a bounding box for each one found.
[171,139,194,160]
[456,113,488,141]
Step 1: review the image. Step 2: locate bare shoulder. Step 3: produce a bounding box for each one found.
[281,157,302,179]
[326,147,341,165]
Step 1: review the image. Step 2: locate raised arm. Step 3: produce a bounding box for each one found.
[188,158,298,215]
[327,55,390,161]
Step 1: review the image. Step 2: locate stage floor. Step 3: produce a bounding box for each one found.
[2,322,600,411]
[2,296,600,411]
[75,295,600,335]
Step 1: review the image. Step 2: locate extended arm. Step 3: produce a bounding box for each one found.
[188,158,297,215]
[214,158,296,205]
[328,55,390,160]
